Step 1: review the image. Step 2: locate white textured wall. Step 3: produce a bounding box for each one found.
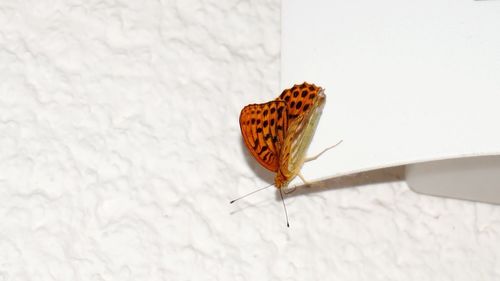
[1,0,500,280]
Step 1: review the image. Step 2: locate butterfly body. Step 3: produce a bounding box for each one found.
[240,82,326,188]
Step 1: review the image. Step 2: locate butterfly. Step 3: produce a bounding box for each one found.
[234,82,341,226]
[239,82,328,188]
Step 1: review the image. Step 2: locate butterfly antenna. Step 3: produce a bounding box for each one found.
[279,188,290,227]
[230,183,274,204]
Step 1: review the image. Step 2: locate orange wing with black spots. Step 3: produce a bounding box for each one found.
[239,100,288,172]
[277,82,322,121]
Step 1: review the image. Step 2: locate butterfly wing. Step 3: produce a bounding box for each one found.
[240,100,288,172]
[277,83,326,184]
[278,82,322,121]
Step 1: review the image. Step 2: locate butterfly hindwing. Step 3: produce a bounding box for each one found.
[239,100,288,172]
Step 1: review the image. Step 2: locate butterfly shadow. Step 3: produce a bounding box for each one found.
[276,165,405,199]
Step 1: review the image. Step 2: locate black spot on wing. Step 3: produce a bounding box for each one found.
[295,101,302,109]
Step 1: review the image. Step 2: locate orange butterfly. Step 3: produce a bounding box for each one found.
[235,82,340,226]
[240,82,329,187]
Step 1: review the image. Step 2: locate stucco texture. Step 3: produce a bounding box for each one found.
[1,0,500,280]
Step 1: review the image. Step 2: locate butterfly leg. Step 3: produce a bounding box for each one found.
[304,140,343,163]
[284,172,311,194]
[298,172,310,185]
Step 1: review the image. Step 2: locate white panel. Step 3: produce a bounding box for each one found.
[282,0,500,183]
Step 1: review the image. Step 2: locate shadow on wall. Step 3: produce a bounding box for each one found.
[230,164,404,215]
[240,134,405,201]
[275,165,405,200]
